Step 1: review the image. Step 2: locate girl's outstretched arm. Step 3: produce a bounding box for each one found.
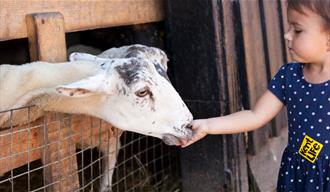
[181,90,284,147]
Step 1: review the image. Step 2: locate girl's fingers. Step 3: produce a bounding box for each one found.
[181,131,204,147]
[182,137,199,147]
[181,140,193,148]
[190,120,202,130]
[180,120,207,147]
[180,139,188,146]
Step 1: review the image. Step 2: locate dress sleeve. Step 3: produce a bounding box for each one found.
[268,64,287,105]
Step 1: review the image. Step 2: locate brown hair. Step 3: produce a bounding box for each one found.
[287,0,330,31]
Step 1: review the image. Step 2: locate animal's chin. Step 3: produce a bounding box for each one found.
[162,134,184,146]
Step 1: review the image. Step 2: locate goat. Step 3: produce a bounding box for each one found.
[0,44,193,191]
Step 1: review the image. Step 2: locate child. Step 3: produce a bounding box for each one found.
[182,0,330,191]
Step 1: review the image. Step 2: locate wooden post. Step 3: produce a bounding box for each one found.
[165,0,248,191]
[238,0,274,155]
[261,0,287,137]
[26,12,80,192]
[26,12,67,62]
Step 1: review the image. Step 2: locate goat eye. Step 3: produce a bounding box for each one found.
[135,87,150,97]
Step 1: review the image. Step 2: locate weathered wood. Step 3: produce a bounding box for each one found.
[0,0,165,41]
[262,0,287,137]
[221,1,248,191]
[0,115,113,175]
[26,12,67,62]
[0,123,42,174]
[166,0,225,190]
[280,0,292,63]
[26,12,77,191]
[239,0,272,155]
[166,0,247,191]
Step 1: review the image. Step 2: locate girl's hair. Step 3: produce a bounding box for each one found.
[287,0,330,31]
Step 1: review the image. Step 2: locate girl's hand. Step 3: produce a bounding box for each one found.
[181,119,209,148]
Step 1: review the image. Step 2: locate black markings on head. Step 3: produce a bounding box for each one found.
[116,85,128,96]
[153,62,170,81]
[126,45,157,58]
[100,62,106,70]
[124,45,169,81]
[114,59,150,86]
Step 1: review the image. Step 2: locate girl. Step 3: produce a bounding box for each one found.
[182,0,330,191]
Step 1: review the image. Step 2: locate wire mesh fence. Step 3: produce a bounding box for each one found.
[0,105,181,192]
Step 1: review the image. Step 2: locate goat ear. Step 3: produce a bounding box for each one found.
[56,73,108,97]
[153,61,169,81]
[69,52,97,62]
[69,52,112,70]
[156,50,169,72]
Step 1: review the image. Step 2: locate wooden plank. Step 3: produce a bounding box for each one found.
[0,123,42,174]
[280,0,292,63]
[263,0,284,86]
[262,1,287,137]
[0,0,165,41]
[239,0,272,155]
[26,12,78,191]
[166,0,248,191]
[26,12,67,62]
[166,0,226,190]
[221,1,248,191]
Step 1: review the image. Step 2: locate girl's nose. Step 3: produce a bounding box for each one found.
[284,26,293,41]
[284,31,292,41]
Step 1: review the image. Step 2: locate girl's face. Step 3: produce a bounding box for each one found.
[284,8,329,65]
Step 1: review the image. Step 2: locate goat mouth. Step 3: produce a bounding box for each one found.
[162,124,193,146]
[162,134,185,146]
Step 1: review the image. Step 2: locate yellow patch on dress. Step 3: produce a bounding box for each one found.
[299,135,323,163]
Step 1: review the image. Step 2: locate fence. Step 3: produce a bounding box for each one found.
[0,106,180,192]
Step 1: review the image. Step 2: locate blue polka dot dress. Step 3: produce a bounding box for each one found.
[268,63,330,192]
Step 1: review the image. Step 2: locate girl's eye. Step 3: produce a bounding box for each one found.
[135,87,150,97]
[294,29,302,34]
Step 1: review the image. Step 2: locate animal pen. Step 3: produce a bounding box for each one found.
[1,0,293,192]
[0,1,180,192]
